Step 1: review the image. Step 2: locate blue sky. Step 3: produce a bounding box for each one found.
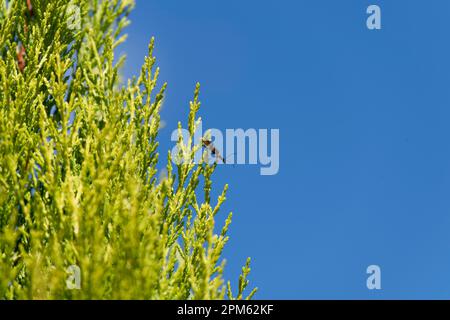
[121,0,450,299]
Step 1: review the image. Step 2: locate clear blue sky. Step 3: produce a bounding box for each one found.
[121,0,450,299]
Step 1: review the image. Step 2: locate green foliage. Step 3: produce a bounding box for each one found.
[0,0,256,299]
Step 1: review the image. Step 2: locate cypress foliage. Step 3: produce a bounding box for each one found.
[0,0,256,299]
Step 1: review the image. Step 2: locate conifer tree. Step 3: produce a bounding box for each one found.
[0,0,256,299]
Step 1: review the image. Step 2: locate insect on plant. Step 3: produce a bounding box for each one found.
[201,138,226,164]
[0,0,258,300]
